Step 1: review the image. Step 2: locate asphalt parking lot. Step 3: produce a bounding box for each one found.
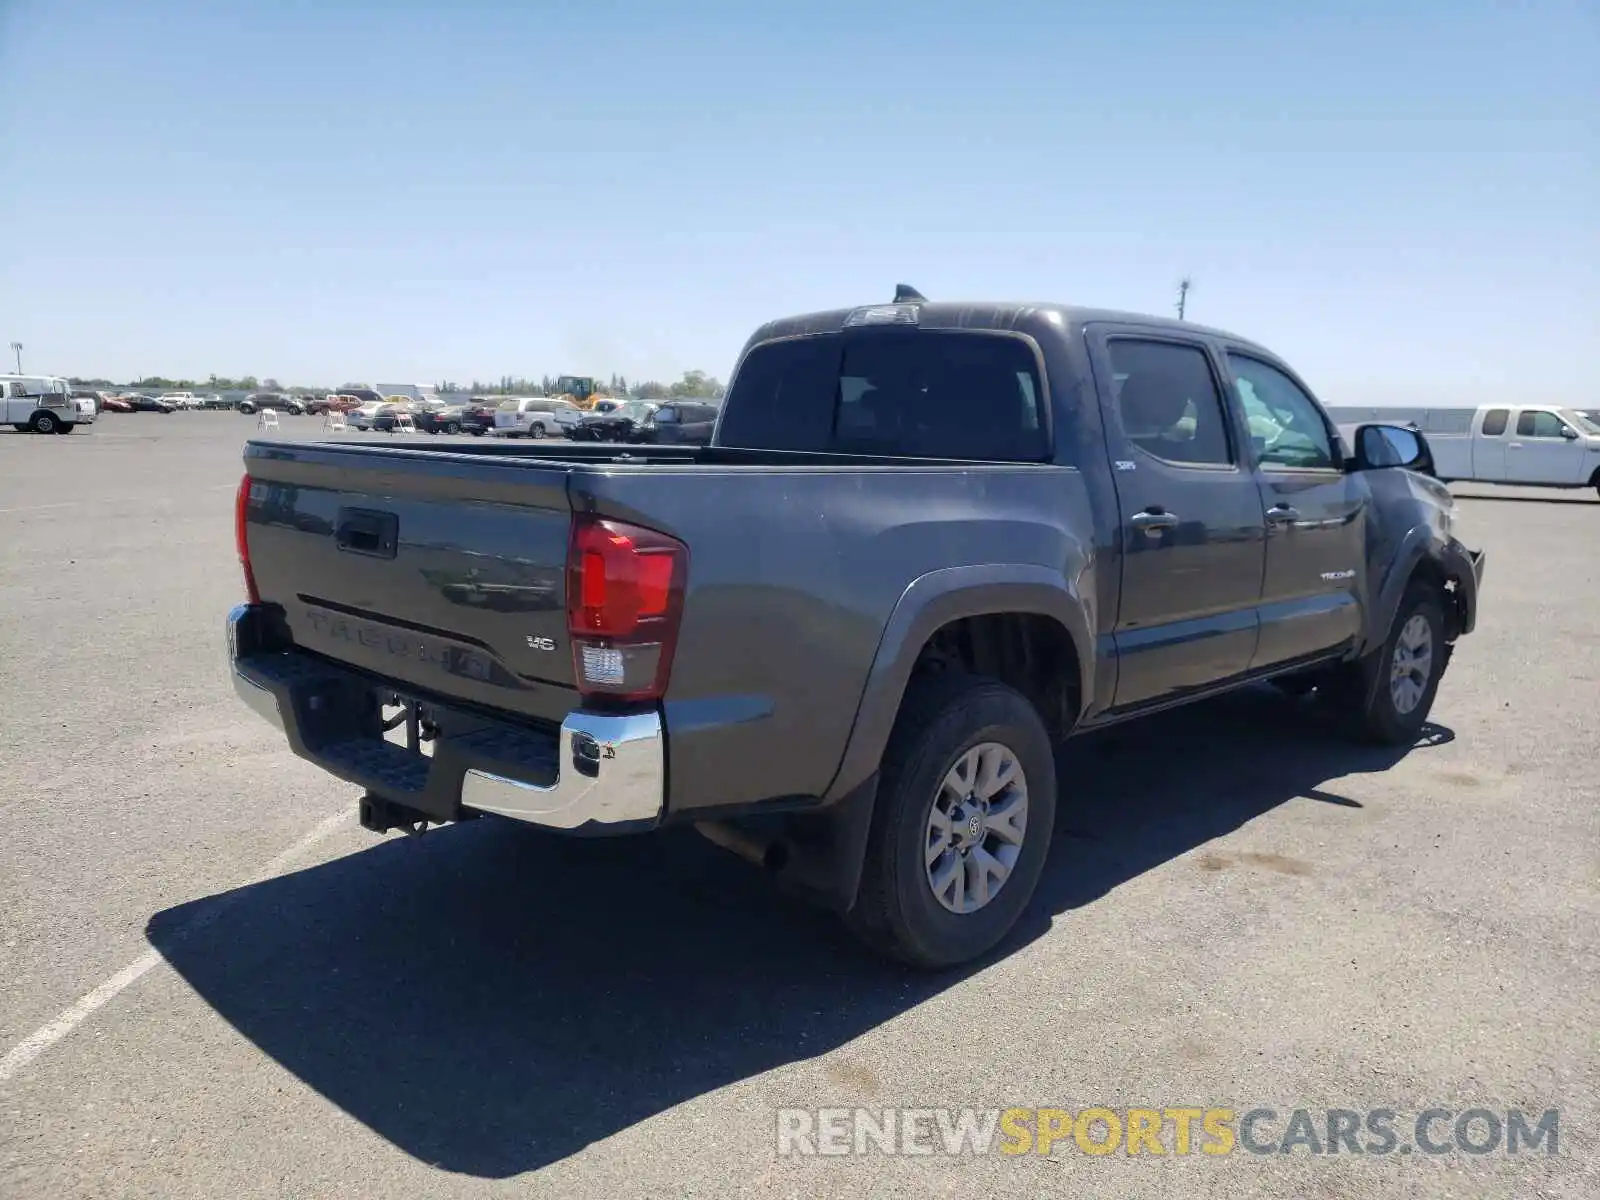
[1,413,1595,1199]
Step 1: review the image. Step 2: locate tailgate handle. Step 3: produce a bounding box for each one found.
[335,508,399,558]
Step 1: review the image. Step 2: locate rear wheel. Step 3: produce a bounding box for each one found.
[30,412,58,434]
[1327,582,1447,745]
[445,421,460,435]
[529,423,546,439]
[847,673,1056,969]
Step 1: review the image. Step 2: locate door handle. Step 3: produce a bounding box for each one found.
[1130,509,1179,536]
[1266,505,1301,525]
[1507,442,1524,448]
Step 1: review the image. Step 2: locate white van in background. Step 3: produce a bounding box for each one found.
[493,396,577,438]
[0,375,86,434]
[1326,404,1600,497]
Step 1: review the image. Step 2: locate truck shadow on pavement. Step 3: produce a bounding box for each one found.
[147,684,1450,1178]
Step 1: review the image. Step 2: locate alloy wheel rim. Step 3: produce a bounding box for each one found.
[1390,614,1434,715]
[924,742,1029,914]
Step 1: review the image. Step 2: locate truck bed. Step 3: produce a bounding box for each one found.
[246,436,979,470]
[239,436,1091,820]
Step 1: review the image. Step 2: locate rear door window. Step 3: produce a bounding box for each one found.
[1108,340,1234,467]
[1481,408,1509,436]
[717,331,1048,461]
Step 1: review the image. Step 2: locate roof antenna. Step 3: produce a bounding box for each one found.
[893,283,927,304]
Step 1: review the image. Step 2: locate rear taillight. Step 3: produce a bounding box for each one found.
[235,474,260,603]
[566,514,687,703]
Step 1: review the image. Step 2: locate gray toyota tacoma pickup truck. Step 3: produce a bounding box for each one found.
[227,290,1485,968]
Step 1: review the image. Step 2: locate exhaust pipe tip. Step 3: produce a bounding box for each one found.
[696,820,788,872]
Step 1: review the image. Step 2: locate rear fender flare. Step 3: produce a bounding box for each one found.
[822,564,1094,804]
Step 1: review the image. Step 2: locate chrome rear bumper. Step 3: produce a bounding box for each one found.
[226,603,664,834]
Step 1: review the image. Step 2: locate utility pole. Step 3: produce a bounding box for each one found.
[8,342,21,373]
[1175,278,1192,321]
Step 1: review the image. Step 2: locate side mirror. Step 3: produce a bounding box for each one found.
[1562,425,1579,440]
[1351,423,1434,474]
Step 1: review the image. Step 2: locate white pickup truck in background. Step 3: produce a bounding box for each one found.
[1,374,89,433]
[1327,404,1600,497]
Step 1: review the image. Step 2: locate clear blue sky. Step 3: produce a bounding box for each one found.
[2,0,1594,402]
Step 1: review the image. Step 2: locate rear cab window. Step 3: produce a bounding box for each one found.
[717,329,1049,461]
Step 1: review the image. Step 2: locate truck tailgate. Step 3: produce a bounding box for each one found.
[241,441,580,721]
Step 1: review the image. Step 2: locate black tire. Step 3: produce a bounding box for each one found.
[30,412,58,434]
[529,423,546,439]
[847,673,1057,969]
[1327,582,1447,745]
[445,422,460,435]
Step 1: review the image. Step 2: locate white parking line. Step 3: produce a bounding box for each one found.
[0,808,352,1083]
[0,501,84,515]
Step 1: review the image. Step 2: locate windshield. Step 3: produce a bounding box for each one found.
[1566,409,1600,436]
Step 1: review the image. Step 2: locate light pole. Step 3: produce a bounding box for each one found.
[1175,278,1192,321]
[8,342,20,373]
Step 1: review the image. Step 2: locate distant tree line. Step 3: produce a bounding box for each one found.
[464,370,726,400]
[68,368,727,400]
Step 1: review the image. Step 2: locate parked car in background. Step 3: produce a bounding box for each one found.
[100,395,134,413]
[457,400,499,436]
[238,392,304,416]
[373,403,419,432]
[347,402,386,430]
[337,387,386,407]
[199,393,234,410]
[305,394,358,416]
[350,402,413,431]
[571,399,659,442]
[494,396,578,438]
[554,397,622,437]
[157,392,199,410]
[128,395,175,414]
[633,399,720,445]
[414,404,467,435]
